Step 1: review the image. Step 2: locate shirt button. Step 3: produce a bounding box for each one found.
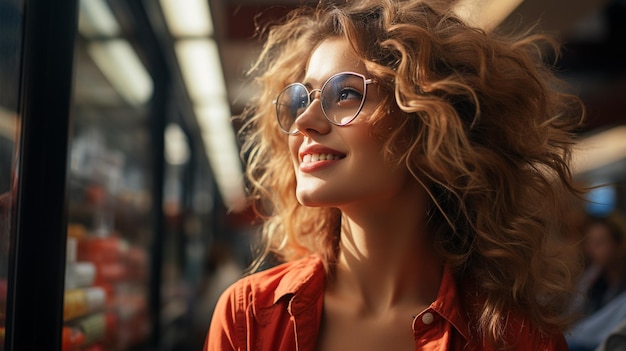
[422,312,434,325]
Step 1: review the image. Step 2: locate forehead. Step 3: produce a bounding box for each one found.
[304,37,368,85]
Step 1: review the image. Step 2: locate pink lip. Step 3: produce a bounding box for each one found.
[298,145,346,173]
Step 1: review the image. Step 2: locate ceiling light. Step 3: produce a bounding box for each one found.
[160,0,213,37]
[175,39,226,102]
[572,126,626,175]
[87,39,154,106]
[165,123,191,166]
[78,0,121,38]
[175,38,245,211]
[454,0,524,31]
[195,103,246,212]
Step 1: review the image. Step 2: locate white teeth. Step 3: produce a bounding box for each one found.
[302,153,341,164]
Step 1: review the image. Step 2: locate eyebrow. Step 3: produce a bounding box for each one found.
[301,74,329,90]
[302,78,322,90]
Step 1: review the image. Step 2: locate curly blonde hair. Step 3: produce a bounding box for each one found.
[239,0,585,347]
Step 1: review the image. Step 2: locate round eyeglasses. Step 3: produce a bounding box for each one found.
[273,71,374,134]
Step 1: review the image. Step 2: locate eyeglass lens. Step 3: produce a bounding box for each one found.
[275,72,367,134]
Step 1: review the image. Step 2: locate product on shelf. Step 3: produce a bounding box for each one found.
[64,221,150,350]
[65,262,96,290]
[63,312,117,350]
[62,326,85,351]
[63,286,108,322]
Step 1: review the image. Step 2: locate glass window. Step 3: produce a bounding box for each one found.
[0,1,23,349]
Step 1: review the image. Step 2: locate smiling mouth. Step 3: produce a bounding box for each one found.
[302,153,345,164]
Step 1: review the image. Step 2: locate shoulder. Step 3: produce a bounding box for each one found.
[205,255,325,350]
[500,313,569,351]
[458,278,568,350]
[214,254,325,315]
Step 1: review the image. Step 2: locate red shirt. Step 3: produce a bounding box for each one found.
[205,255,568,351]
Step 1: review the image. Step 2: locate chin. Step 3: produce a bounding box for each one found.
[296,195,321,208]
[295,191,332,208]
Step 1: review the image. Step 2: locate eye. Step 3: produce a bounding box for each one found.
[324,74,365,107]
[338,88,363,103]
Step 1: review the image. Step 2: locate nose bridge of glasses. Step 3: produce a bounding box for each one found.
[308,88,322,103]
[294,88,328,131]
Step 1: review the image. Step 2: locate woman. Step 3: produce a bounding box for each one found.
[567,212,626,350]
[206,0,585,350]
[582,213,626,315]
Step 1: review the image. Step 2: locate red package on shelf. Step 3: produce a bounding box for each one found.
[61,326,85,351]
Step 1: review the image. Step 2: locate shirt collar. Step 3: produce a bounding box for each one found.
[265,254,471,339]
[430,267,472,340]
[272,255,326,314]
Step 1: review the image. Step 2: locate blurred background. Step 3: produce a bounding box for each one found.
[0,0,624,350]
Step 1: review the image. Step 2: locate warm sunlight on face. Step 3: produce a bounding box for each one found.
[287,38,414,211]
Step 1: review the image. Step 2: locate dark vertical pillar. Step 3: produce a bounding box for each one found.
[5,0,78,350]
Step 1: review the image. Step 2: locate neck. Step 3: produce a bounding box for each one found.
[329,186,443,315]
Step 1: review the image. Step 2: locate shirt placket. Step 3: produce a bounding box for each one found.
[289,295,323,351]
[412,308,448,351]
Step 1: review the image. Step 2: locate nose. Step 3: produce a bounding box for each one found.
[293,89,331,136]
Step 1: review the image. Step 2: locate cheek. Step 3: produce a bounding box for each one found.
[349,125,384,154]
[354,136,390,172]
